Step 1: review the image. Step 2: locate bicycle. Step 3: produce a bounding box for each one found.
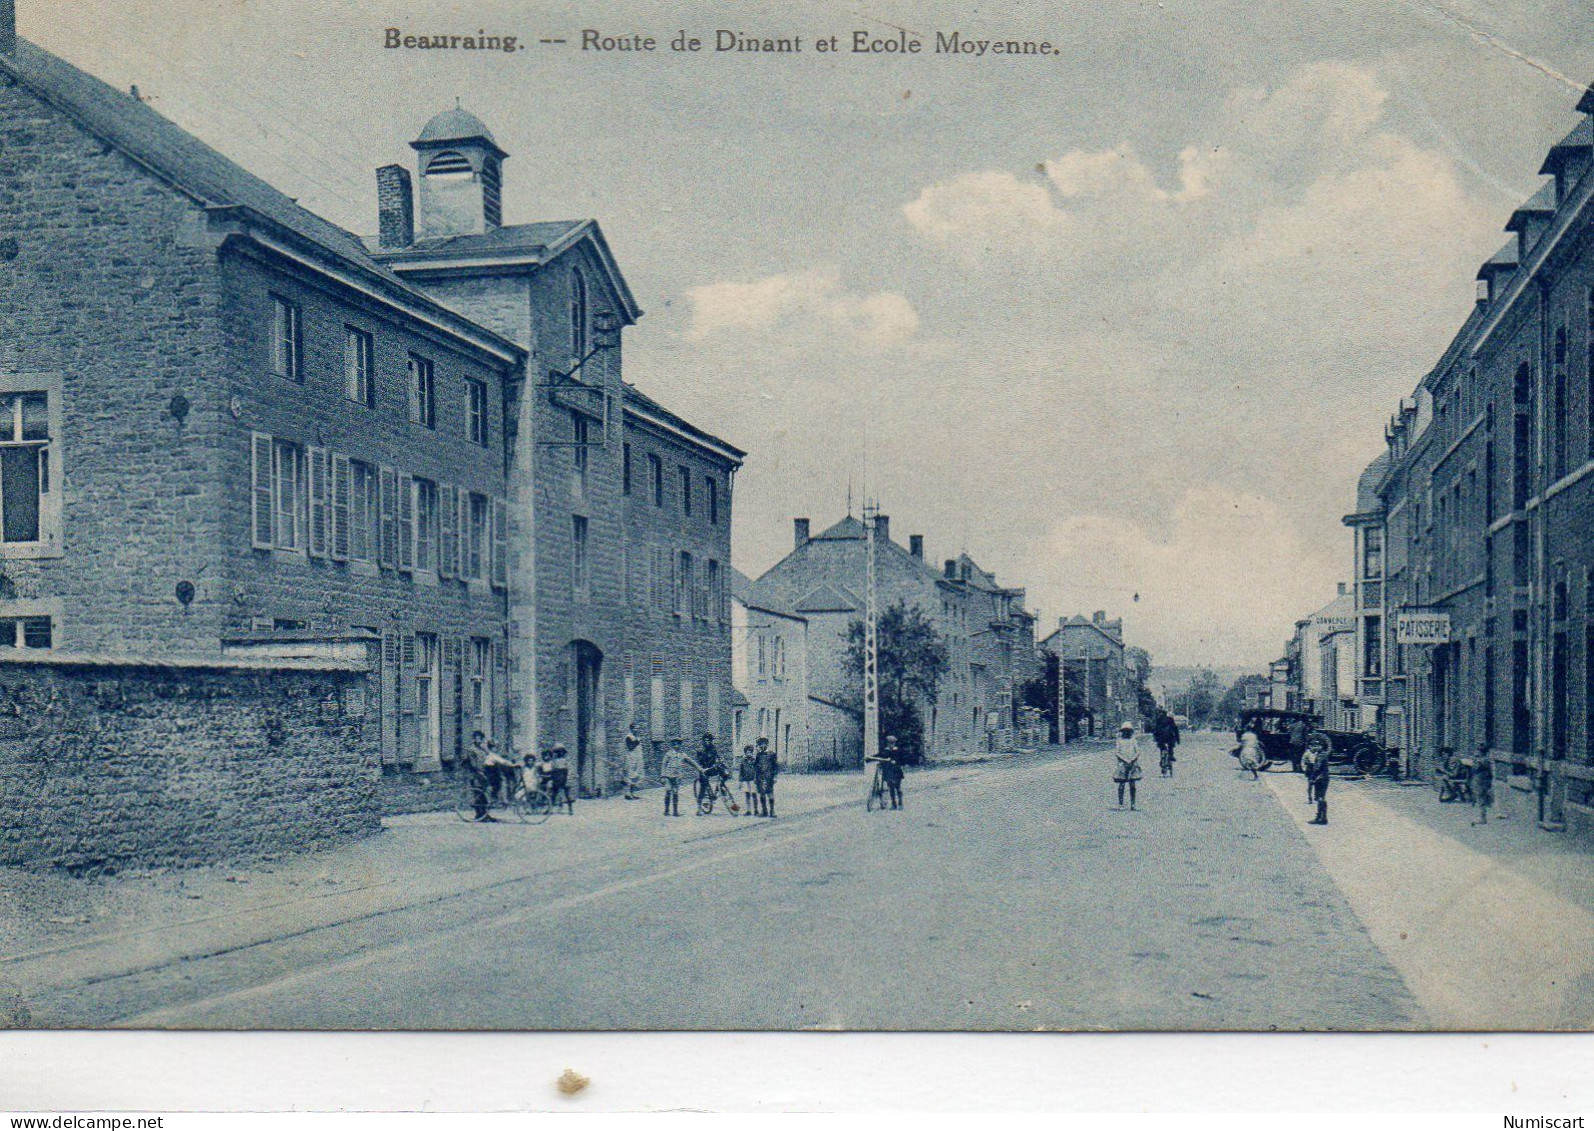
[455,772,554,825]
[865,763,888,812]
[694,772,740,815]
[1158,742,1175,778]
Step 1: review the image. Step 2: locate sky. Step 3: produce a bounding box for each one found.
[22,0,1594,667]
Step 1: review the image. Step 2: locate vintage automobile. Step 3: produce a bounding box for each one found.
[1232,708,1388,775]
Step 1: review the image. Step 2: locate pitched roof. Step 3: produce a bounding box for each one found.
[813,515,867,541]
[1478,239,1520,277]
[368,220,587,261]
[793,583,862,614]
[622,382,745,463]
[0,38,519,360]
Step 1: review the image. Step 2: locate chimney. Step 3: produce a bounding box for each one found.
[1338,582,1347,596]
[875,515,890,544]
[376,164,415,249]
[909,534,924,560]
[1093,610,1106,625]
[0,0,15,54]
[1060,616,1069,630]
[793,518,810,548]
[945,559,957,579]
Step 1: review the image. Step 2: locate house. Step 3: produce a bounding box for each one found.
[1040,613,1129,738]
[730,567,812,769]
[0,7,745,802]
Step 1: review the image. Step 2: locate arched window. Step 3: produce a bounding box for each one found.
[571,269,588,360]
[425,150,473,177]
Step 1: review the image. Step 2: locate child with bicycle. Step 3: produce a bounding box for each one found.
[866,735,905,810]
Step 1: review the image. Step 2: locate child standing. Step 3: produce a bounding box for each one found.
[1471,745,1494,826]
[660,739,685,817]
[1114,723,1143,810]
[738,744,759,816]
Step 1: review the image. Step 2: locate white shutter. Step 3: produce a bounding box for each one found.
[439,484,457,579]
[307,445,328,558]
[250,432,273,550]
[331,453,352,561]
[491,497,508,588]
[378,466,397,568]
[398,473,415,571]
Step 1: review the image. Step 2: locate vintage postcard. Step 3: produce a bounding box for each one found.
[0,0,1592,1040]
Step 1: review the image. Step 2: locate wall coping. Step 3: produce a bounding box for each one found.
[0,652,368,674]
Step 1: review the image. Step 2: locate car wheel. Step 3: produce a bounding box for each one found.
[1354,742,1386,776]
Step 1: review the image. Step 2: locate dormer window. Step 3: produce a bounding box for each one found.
[1477,277,1491,303]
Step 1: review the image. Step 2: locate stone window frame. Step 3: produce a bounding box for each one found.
[344,325,376,408]
[0,371,64,560]
[269,294,304,383]
[465,377,489,447]
[407,353,437,429]
[0,597,63,652]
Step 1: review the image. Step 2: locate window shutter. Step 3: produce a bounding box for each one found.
[439,484,457,579]
[330,453,352,561]
[250,432,274,550]
[306,445,328,558]
[379,632,400,764]
[398,634,419,764]
[398,474,415,571]
[378,466,397,568]
[491,497,508,588]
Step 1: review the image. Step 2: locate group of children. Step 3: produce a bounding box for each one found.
[467,731,575,823]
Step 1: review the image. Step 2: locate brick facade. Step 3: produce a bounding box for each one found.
[1346,86,1594,839]
[0,654,378,870]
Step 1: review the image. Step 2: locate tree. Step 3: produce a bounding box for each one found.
[841,601,950,765]
[1179,668,1225,729]
[1124,646,1156,728]
[1021,652,1059,743]
[1217,674,1269,729]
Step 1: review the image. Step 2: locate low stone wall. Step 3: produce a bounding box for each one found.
[0,653,379,871]
[379,762,469,816]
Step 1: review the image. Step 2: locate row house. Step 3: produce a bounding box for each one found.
[1344,83,1594,839]
[744,512,1037,766]
[368,108,743,796]
[1280,585,1358,732]
[0,29,515,781]
[729,568,812,767]
[1040,612,1130,738]
[0,10,743,801]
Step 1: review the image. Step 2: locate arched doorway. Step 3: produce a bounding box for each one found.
[566,640,604,797]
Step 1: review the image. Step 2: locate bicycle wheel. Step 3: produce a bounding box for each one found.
[697,783,715,815]
[721,785,741,815]
[455,783,480,823]
[866,770,883,812]
[520,788,554,825]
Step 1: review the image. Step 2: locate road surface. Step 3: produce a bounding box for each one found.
[11,733,1436,1030]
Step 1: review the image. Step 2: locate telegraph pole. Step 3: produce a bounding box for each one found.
[862,500,881,766]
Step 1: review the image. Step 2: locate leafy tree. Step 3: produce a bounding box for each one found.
[1124,645,1156,728]
[1217,674,1270,729]
[1178,668,1225,728]
[1021,652,1059,744]
[841,601,950,765]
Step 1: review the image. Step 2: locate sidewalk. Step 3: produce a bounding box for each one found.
[0,760,991,1015]
[1262,769,1594,1029]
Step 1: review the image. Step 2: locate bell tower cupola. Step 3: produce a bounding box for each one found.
[411,103,508,239]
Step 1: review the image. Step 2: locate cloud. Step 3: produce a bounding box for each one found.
[901,169,1075,260]
[1026,488,1341,667]
[685,268,919,349]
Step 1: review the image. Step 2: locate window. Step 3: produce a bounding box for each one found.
[272,439,302,550]
[648,454,663,507]
[1363,615,1382,678]
[679,466,692,516]
[622,443,632,496]
[466,492,488,581]
[707,558,721,623]
[471,637,491,717]
[344,327,375,406]
[706,476,718,525]
[0,391,51,546]
[571,268,588,361]
[408,354,435,428]
[573,414,589,489]
[677,551,693,617]
[350,460,377,562]
[573,515,590,597]
[413,478,438,572]
[271,296,302,382]
[1363,528,1383,579]
[0,616,51,649]
[466,378,488,446]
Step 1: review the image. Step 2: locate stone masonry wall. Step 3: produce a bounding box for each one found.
[0,656,379,871]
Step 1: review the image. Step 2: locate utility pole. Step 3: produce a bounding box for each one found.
[862,500,881,766]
